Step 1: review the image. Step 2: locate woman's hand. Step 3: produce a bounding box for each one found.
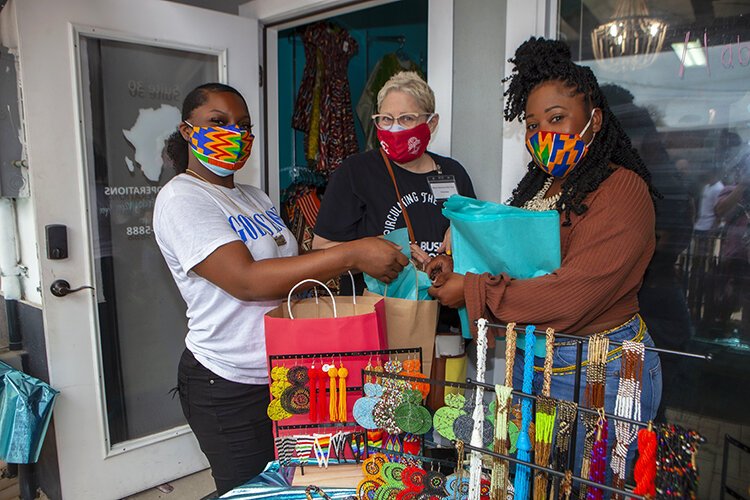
[410,243,431,271]
[349,237,409,283]
[437,227,452,255]
[427,272,466,308]
[425,255,453,281]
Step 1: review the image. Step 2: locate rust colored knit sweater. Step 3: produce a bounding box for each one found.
[464,167,655,336]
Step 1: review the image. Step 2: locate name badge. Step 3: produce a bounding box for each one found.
[427,175,459,200]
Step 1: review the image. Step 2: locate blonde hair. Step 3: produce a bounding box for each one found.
[376,71,435,114]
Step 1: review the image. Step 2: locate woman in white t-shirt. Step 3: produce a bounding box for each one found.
[153,83,407,496]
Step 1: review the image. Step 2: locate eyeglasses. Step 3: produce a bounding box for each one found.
[371,113,435,131]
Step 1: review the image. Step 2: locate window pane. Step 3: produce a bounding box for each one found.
[559,1,750,495]
[80,36,219,444]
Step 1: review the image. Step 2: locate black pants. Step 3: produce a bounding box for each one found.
[177,348,274,496]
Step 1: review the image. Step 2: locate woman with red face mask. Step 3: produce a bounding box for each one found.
[313,72,475,282]
[427,37,662,480]
[313,72,475,403]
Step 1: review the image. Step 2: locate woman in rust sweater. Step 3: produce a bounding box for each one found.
[427,37,661,472]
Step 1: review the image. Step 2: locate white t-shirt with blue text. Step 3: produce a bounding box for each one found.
[154,174,297,384]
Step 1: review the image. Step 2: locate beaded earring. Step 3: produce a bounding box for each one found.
[433,393,466,440]
[347,431,366,463]
[452,393,493,447]
[400,464,426,498]
[491,322,516,500]
[632,422,657,497]
[587,409,608,500]
[379,461,406,498]
[611,340,645,491]
[452,440,467,497]
[353,382,383,430]
[580,334,609,498]
[312,433,332,468]
[274,435,297,466]
[295,435,315,467]
[372,357,405,435]
[394,389,432,435]
[267,365,292,421]
[655,424,704,498]
[357,453,388,499]
[533,327,557,500]
[281,365,310,415]
[383,433,403,462]
[423,465,449,499]
[402,355,430,399]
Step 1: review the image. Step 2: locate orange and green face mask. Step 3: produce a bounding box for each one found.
[185,121,254,177]
[525,110,596,178]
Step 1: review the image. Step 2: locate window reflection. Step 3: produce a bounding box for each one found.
[559,0,750,495]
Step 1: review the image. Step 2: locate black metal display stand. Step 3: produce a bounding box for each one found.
[268,347,423,473]
[359,320,712,499]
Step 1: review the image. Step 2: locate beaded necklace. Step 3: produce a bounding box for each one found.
[579,334,609,500]
[610,341,645,497]
[513,326,537,500]
[533,328,557,500]
[490,322,516,500]
[522,176,561,212]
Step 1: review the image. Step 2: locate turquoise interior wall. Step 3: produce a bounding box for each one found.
[277,0,428,194]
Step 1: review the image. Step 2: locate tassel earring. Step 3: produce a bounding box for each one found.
[338,359,348,422]
[309,357,319,422]
[327,358,339,423]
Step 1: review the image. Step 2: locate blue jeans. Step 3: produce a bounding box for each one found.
[512,315,662,481]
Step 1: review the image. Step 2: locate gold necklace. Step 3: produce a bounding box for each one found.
[184,169,288,247]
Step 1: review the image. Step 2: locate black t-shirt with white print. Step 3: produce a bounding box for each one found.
[315,149,476,297]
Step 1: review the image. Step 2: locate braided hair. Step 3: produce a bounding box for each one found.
[504,37,656,224]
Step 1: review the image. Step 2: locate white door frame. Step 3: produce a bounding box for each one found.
[11,0,259,497]
[247,0,455,206]
[500,0,558,201]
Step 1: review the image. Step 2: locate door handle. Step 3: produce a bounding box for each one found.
[50,279,94,297]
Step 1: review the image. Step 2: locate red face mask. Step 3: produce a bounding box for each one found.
[377,123,431,163]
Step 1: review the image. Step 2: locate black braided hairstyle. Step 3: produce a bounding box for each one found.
[504,37,657,225]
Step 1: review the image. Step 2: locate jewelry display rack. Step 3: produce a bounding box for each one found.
[268,347,423,474]
[358,320,712,499]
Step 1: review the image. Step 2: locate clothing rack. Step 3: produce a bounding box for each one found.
[459,441,647,500]
[481,319,712,471]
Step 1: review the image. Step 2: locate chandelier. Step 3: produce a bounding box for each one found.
[590,0,668,71]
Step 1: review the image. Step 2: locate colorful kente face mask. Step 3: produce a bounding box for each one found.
[525,109,597,178]
[185,121,254,177]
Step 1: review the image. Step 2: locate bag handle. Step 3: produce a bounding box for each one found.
[380,148,416,244]
[287,280,337,319]
[305,486,333,500]
[347,270,357,305]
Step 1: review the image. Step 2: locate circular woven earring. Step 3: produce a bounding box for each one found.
[354,382,383,429]
[433,393,466,440]
[281,365,310,415]
[394,389,432,435]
